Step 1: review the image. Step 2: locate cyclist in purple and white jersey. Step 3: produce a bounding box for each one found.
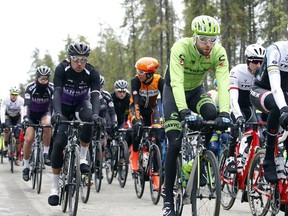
[48,41,102,206]
[22,65,54,181]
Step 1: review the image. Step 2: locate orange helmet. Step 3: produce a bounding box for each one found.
[135,57,159,74]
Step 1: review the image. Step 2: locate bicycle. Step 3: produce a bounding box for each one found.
[173,120,221,216]
[105,128,129,188]
[26,123,51,194]
[133,125,163,205]
[247,129,288,215]
[220,122,265,210]
[5,125,18,173]
[56,119,94,216]
[90,120,106,193]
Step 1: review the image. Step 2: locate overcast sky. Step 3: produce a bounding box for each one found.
[0,0,183,99]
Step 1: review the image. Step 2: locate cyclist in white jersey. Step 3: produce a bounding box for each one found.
[225,44,266,174]
[0,86,25,165]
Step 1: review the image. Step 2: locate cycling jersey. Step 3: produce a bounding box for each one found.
[254,41,288,110]
[99,90,117,124]
[24,81,54,115]
[165,37,230,113]
[111,91,131,127]
[230,63,254,119]
[1,96,24,122]
[130,74,164,120]
[53,59,101,115]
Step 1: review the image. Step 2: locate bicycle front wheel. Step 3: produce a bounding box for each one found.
[94,140,103,193]
[106,143,116,184]
[0,135,4,164]
[67,146,80,216]
[118,140,129,188]
[148,144,162,205]
[191,150,221,216]
[247,149,270,216]
[36,144,43,194]
[134,148,145,198]
[31,146,37,190]
[9,137,15,173]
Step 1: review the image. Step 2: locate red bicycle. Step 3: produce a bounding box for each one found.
[247,130,288,215]
[219,122,265,210]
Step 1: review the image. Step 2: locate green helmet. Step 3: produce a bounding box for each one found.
[191,15,220,36]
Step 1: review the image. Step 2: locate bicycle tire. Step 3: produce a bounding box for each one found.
[191,150,221,216]
[134,146,145,198]
[31,146,37,190]
[219,148,238,210]
[61,152,70,213]
[9,136,15,173]
[80,150,91,203]
[174,156,184,216]
[94,140,103,193]
[118,140,129,188]
[106,143,116,184]
[247,149,270,216]
[36,144,43,194]
[149,144,162,205]
[68,146,80,216]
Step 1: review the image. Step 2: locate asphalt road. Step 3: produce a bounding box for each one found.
[0,158,284,216]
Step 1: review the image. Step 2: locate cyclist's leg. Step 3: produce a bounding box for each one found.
[22,125,35,181]
[162,84,181,215]
[250,86,279,183]
[77,100,93,174]
[48,123,68,206]
[41,113,52,165]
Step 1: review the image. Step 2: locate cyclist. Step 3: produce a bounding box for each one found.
[48,41,102,206]
[98,75,118,158]
[226,44,266,174]
[111,80,131,129]
[129,57,164,172]
[22,65,54,181]
[0,86,24,166]
[162,15,231,215]
[250,40,288,184]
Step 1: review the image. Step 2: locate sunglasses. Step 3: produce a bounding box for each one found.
[196,35,217,43]
[11,94,18,96]
[137,69,146,76]
[250,60,263,65]
[70,55,88,63]
[117,90,126,93]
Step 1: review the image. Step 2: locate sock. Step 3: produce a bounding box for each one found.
[52,174,60,191]
[43,146,50,154]
[80,146,88,160]
[24,159,30,169]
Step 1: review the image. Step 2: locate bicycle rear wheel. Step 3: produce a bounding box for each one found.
[80,150,91,203]
[118,140,129,188]
[148,144,162,205]
[36,144,43,194]
[134,148,145,198]
[94,140,103,193]
[68,146,80,216]
[191,150,221,216]
[247,149,270,216]
[219,148,238,210]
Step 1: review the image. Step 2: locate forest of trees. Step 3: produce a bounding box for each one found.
[21,0,288,94]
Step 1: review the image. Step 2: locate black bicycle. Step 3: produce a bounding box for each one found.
[105,128,129,188]
[56,119,94,216]
[6,125,18,173]
[133,125,163,205]
[26,123,51,194]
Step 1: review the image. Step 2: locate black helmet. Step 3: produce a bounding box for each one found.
[36,65,51,77]
[114,80,128,91]
[67,42,91,56]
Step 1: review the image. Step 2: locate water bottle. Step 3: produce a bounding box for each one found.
[181,159,193,188]
[275,153,286,179]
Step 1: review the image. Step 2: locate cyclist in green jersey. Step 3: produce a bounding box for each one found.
[162,15,231,216]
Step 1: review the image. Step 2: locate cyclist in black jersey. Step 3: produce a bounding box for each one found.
[22,66,54,181]
[48,41,102,206]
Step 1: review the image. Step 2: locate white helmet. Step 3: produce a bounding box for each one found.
[245,44,266,60]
